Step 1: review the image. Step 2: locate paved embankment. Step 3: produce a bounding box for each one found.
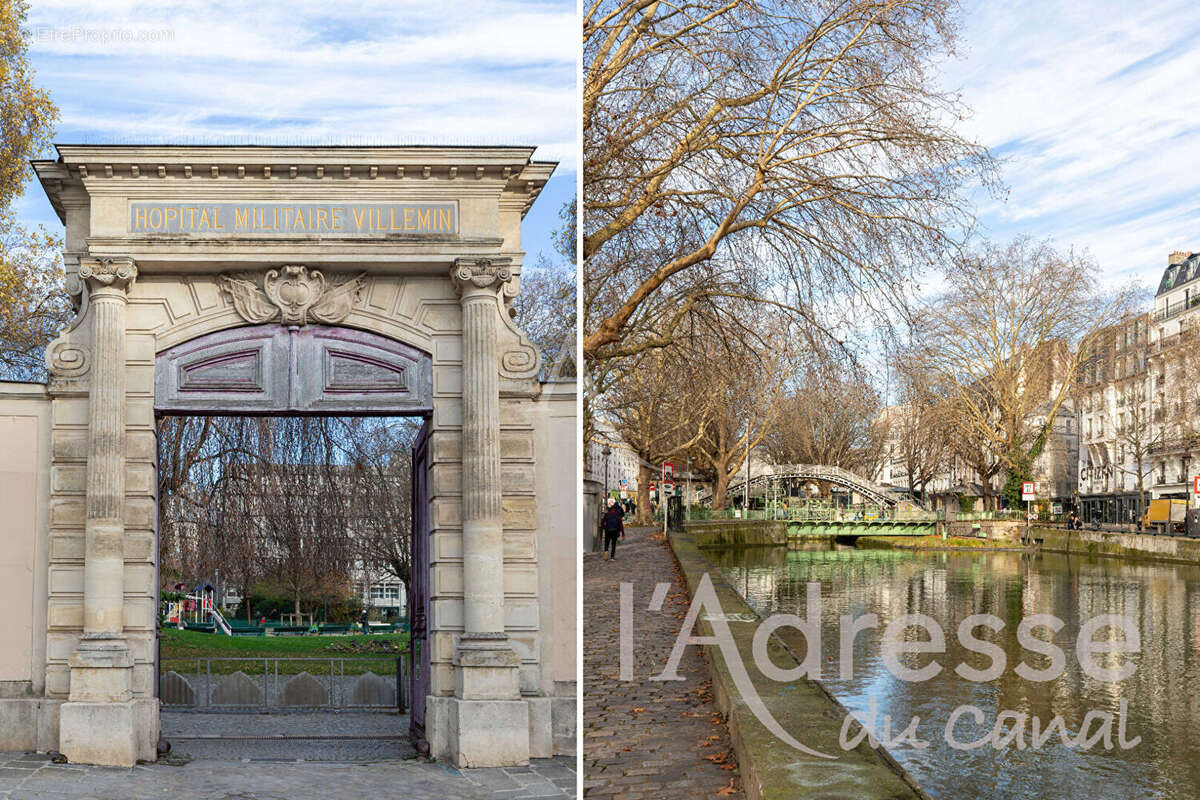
[683,520,788,547]
[666,530,927,800]
[1036,526,1200,564]
[584,528,746,799]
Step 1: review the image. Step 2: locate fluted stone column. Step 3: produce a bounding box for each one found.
[60,257,139,767]
[443,258,529,767]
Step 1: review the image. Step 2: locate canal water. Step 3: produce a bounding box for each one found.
[710,544,1200,800]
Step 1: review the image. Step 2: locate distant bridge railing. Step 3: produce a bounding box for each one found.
[687,505,938,523]
[696,464,903,508]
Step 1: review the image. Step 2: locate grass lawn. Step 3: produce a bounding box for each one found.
[160,628,410,676]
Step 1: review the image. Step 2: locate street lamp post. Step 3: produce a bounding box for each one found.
[686,457,691,522]
[597,442,612,553]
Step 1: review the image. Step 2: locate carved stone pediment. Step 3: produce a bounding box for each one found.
[217,266,366,326]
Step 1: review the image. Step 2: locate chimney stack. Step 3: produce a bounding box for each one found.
[1169,250,1191,265]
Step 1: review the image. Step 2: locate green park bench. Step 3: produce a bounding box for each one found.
[268,625,310,636]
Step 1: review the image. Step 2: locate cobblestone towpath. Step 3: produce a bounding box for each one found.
[584,527,744,799]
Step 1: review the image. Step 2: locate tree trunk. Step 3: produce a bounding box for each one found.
[712,470,730,510]
[1138,476,1146,531]
[636,462,653,525]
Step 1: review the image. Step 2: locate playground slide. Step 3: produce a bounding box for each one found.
[207,607,233,636]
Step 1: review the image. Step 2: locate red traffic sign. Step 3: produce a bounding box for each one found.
[1194,476,1200,494]
[1021,481,1036,500]
[663,462,674,478]
[649,482,656,491]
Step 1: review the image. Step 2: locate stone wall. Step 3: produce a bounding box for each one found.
[942,519,1023,542]
[683,519,788,548]
[0,384,53,751]
[666,529,928,800]
[1037,527,1200,564]
[532,382,579,755]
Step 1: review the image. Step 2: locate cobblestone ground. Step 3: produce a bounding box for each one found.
[584,528,744,799]
[0,714,577,800]
[162,711,413,761]
[0,752,576,800]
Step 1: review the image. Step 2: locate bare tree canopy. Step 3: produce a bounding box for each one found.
[158,415,422,620]
[513,197,578,379]
[916,237,1136,504]
[762,362,884,475]
[583,0,993,363]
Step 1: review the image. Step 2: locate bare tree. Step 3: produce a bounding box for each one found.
[890,365,952,504]
[583,0,993,364]
[917,238,1134,506]
[513,198,577,379]
[762,364,884,475]
[252,419,355,618]
[605,345,710,522]
[946,397,1003,511]
[331,418,422,591]
[680,318,798,509]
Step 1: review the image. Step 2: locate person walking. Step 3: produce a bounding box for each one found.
[601,497,625,561]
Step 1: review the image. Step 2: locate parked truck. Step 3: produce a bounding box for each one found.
[1144,498,1188,535]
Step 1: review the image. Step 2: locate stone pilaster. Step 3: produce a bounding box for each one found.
[60,257,139,768]
[443,257,529,767]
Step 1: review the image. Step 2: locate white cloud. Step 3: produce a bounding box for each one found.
[23,0,576,165]
[940,0,1200,287]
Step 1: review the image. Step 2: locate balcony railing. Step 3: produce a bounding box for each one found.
[1154,297,1200,322]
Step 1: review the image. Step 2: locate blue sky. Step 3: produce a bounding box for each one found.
[941,0,1200,290]
[14,1,1197,288]
[13,0,576,267]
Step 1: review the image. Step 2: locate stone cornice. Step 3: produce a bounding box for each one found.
[33,145,555,222]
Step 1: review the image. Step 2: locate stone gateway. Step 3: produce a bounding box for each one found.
[0,145,577,767]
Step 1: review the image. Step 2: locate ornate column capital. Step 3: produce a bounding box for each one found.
[450,257,512,298]
[79,257,138,294]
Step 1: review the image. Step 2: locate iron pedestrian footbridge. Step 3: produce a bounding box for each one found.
[697,463,900,507]
[784,518,936,537]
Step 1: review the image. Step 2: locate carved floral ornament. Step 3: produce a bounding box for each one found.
[218,266,367,325]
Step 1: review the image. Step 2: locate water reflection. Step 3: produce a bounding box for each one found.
[713,546,1200,800]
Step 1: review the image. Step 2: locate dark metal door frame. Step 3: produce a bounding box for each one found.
[408,419,431,753]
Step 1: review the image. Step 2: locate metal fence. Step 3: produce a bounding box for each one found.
[159,655,410,713]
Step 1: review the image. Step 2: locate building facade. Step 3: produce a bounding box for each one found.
[0,144,577,769]
[1078,250,1200,524]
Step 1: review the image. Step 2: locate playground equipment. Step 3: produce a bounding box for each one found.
[164,584,233,635]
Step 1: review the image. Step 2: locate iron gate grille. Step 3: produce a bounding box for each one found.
[159,656,411,712]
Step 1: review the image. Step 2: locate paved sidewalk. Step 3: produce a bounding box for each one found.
[161,711,413,762]
[583,528,744,799]
[0,751,576,799]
